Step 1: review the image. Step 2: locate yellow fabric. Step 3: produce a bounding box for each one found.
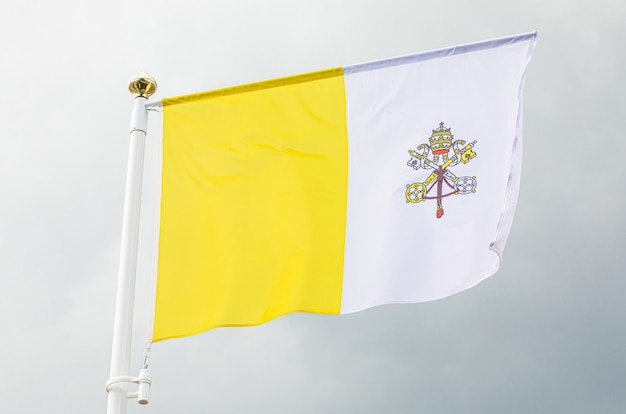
[154,69,348,341]
[162,67,344,106]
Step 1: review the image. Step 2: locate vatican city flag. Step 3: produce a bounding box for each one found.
[152,32,537,342]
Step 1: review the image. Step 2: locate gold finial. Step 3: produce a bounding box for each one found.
[128,69,157,98]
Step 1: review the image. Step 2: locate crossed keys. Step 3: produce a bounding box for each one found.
[405,125,478,219]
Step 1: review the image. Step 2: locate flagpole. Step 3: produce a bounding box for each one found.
[106,70,157,414]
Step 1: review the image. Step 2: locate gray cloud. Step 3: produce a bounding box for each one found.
[0,0,624,413]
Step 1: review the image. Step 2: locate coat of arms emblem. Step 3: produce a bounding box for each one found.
[406,122,478,218]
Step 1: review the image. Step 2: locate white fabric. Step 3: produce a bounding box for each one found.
[340,33,536,313]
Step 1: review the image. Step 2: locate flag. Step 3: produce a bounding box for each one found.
[152,32,537,342]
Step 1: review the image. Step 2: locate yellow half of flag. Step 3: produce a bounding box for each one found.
[155,69,348,341]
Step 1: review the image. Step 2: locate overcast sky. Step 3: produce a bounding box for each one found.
[1,1,625,413]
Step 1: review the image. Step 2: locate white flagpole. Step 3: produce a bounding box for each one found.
[106,71,157,414]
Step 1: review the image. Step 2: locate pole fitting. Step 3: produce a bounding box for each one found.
[106,368,152,405]
[128,69,157,98]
